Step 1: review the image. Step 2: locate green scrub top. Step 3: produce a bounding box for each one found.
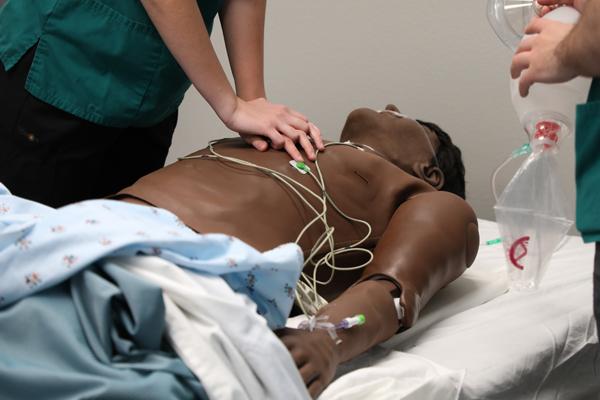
[0,0,223,127]
[575,78,600,242]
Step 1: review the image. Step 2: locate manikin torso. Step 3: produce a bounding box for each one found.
[118,138,434,298]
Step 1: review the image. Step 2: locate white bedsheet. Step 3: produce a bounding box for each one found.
[321,219,600,400]
[111,256,309,400]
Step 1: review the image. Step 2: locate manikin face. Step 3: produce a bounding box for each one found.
[340,104,444,188]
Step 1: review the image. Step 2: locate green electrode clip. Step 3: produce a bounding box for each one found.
[289,160,311,174]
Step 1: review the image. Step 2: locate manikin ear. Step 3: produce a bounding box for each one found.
[413,163,445,190]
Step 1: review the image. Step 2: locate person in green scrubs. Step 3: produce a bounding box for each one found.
[510,0,600,335]
[0,0,324,207]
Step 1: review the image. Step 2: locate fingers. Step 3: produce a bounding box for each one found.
[288,111,309,127]
[242,135,269,152]
[274,105,322,159]
[297,132,316,161]
[229,97,325,159]
[536,0,574,5]
[299,363,319,387]
[284,113,324,155]
[290,109,309,122]
[309,122,325,151]
[537,0,585,14]
[535,0,570,15]
[264,129,286,150]
[300,361,325,398]
[540,5,553,15]
[242,126,318,162]
[511,51,534,96]
[308,378,326,399]
[519,70,534,97]
[279,125,316,161]
[515,36,534,55]
[286,115,310,136]
[283,137,304,162]
[278,329,337,399]
[277,125,323,161]
[511,52,530,79]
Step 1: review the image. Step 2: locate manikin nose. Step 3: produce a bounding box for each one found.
[385,104,400,112]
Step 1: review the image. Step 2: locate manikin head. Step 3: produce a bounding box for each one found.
[339,104,466,198]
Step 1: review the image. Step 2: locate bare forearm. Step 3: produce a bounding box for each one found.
[316,280,399,363]
[558,0,600,76]
[140,0,236,121]
[220,0,267,100]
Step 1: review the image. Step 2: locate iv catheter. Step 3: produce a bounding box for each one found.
[297,314,367,345]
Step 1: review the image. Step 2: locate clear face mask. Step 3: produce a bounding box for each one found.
[487,0,540,52]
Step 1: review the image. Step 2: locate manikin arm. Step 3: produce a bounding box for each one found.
[280,191,479,398]
[366,191,479,326]
[321,191,479,360]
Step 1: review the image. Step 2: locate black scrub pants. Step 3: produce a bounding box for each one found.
[594,244,600,337]
[0,46,178,208]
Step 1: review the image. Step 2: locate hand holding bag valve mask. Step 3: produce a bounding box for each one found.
[487,1,591,290]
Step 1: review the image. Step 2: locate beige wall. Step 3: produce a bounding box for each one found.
[167,0,577,222]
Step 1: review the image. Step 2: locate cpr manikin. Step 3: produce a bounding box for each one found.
[115,104,480,397]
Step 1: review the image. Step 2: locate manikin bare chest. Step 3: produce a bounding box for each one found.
[118,140,430,295]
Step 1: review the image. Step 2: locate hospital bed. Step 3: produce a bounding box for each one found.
[317,219,600,400]
[1,210,598,399]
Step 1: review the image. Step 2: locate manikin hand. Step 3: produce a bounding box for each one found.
[276,280,401,398]
[536,0,587,14]
[276,327,340,399]
[225,97,325,162]
[510,17,577,96]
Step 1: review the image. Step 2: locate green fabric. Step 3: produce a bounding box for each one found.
[0,0,222,127]
[0,261,206,400]
[575,78,600,242]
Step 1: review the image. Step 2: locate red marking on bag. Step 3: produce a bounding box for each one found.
[509,236,530,270]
